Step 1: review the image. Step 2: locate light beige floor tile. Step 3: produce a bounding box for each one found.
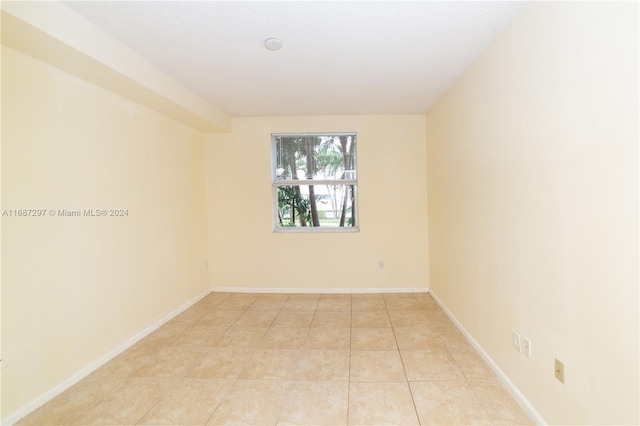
[388,310,430,327]
[400,349,465,381]
[234,310,279,327]
[351,311,391,327]
[351,298,387,312]
[278,381,348,425]
[238,349,300,380]
[385,297,422,311]
[254,293,290,303]
[272,311,314,328]
[136,333,179,352]
[393,327,442,350]
[17,378,119,425]
[348,382,419,425]
[192,293,231,310]
[350,350,406,382]
[248,298,288,311]
[292,350,350,381]
[187,347,254,379]
[262,327,309,349]
[154,321,192,335]
[248,299,286,311]
[311,311,351,328]
[384,293,417,298]
[22,292,520,426]
[140,322,190,347]
[131,345,209,378]
[351,327,398,350]
[66,378,170,425]
[207,380,286,425]
[215,297,257,311]
[226,293,260,302]
[214,326,269,348]
[170,308,211,325]
[320,293,352,300]
[423,310,455,327]
[437,326,474,350]
[451,350,496,380]
[410,380,492,425]
[137,378,233,425]
[288,293,321,299]
[351,293,384,299]
[304,327,351,350]
[198,310,244,327]
[130,334,181,358]
[281,298,319,312]
[469,379,534,425]
[316,298,352,312]
[417,297,443,311]
[174,325,228,347]
[414,293,436,303]
[90,344,156,378]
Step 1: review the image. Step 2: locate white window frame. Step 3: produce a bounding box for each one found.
[272,132,359,233]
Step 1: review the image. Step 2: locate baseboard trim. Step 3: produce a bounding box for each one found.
[2,288,213,426]
[429,290,547,426]
[212,286,429,294]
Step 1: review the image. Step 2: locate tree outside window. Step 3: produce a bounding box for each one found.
[272,133,358,232]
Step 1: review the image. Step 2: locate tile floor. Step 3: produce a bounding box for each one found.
[18,292,533,425]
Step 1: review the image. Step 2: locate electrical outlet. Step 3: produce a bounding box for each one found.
[512,331,521,352]
[521,336,532,358]
[378,260,385,269]
[555,359,565,383]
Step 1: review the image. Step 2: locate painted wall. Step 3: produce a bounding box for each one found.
[204,115,429,291]
[426,2,638,425]
[1,46,210,419]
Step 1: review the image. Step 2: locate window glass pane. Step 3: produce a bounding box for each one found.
[274,135,357,181]
[276,185,356,228]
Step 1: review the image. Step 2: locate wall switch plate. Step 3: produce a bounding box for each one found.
[522,336,532,358]
[512,331,521,352]
[555,359,565,383]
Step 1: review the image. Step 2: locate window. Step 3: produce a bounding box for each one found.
[272,133,358,232]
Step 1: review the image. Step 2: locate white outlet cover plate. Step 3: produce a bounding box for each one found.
[512,331,521,352]
[522,337,532,358]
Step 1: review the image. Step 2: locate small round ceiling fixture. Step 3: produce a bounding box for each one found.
[264,38,283,51]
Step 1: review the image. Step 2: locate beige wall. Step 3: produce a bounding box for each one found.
[205,115,429,291]
[1,46,210,419]
[426,2,638,424]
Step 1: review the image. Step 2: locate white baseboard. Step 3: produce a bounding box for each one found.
[2,288,213,426]
[212,286,429,294]
[428,290,547,425]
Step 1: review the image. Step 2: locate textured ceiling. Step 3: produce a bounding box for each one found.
[62,1,525,117]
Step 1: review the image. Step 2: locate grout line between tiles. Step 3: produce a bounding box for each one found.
[389,300,422,425]
[467,381,499,426]
[133,394,163,426]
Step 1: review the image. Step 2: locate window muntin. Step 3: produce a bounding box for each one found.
[272,133,358,232]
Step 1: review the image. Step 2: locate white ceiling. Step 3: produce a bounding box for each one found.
[62,1,526,117]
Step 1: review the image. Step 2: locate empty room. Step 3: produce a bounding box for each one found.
[1,1,638,425]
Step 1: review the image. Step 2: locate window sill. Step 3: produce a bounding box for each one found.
[274,226,359,233]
